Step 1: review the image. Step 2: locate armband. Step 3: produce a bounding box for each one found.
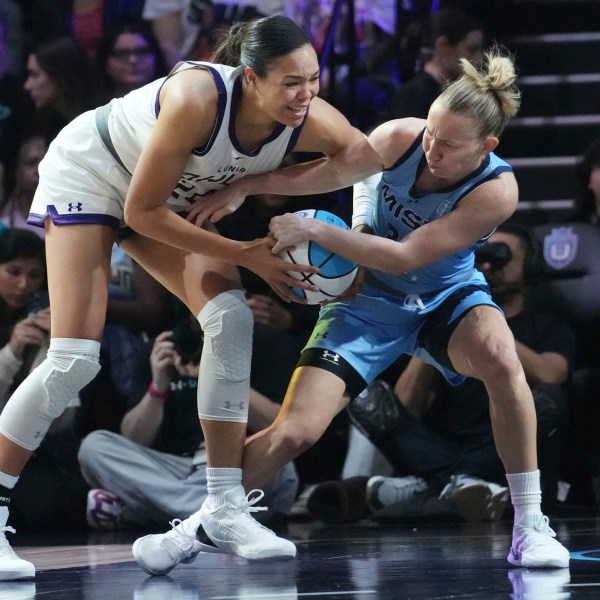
[148,382,168,399]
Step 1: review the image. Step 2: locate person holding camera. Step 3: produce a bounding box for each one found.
[78,317,299,532]
[336,224,575,523]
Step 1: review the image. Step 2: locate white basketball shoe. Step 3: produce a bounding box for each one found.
[132,513,204,576]
[199,486,296,560]
[0,507,34,581]
[508,512,570,568]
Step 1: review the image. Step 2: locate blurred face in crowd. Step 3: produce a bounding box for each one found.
[24,54,59,108]
[106,32,157,94]
[0,256,45,310]
[15,136,48,197]
[440,29,484,80]
[478,231,527,305]
[589,163,600,215]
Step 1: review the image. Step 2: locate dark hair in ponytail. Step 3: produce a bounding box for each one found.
[212,15,311,77]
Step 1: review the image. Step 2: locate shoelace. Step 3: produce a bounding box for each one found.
[162,519,198,558]
[532,515,557,538]
[239,489,268,516]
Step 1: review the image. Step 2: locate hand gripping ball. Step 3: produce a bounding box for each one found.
[279,209,358,304]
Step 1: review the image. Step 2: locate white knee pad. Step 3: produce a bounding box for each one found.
[197,289,253,423]
[0,338,100,450]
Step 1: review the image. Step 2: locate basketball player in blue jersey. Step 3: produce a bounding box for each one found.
[0,16,372,580]
[191,48,570,569]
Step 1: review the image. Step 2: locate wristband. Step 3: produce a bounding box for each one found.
[148,382,168,399]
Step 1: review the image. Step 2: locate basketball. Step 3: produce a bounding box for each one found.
[278,209,358,304]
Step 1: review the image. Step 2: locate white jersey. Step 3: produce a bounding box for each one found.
[29,61,305,230]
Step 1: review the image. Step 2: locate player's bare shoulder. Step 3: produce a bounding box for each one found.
[158,67,220,147]
[368,117,425,169]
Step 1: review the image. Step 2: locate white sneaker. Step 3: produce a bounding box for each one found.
[0,507,34,582]
[366,475,429,512]
[440,474,509,522]
[132,514,204,576]
[86,489,127,531]
[199,486,296,560]
[508,512,570,568]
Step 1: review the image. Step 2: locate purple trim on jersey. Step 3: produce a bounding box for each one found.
[284,106,309,154]
[228,76,285,156]
[153,63,228,158]
[191,64,227,156]
[27,206,120,228]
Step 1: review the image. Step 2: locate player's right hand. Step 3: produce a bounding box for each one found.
[186,179,251,226]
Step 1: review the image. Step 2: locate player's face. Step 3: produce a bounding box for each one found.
[423,100,496,182]
[24,54,59,109]
[251,45,320,127]
[0,257,45,309]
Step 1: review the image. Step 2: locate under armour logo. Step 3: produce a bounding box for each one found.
[403,294,425,310]
[67,202,83,212]
[224,401,245,411]
[321,350,339,363]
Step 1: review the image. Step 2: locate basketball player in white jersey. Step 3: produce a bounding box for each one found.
[190,48,570,570]
[0,16,369,579]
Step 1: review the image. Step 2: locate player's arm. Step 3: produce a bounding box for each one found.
[270,172,519,276]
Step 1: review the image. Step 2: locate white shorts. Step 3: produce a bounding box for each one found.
[28,110,133,232]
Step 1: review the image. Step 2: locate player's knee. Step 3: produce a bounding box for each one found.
[473,340,521,384]
[274,419,323,459]
[41,347,101,418]
[198,289,253,382]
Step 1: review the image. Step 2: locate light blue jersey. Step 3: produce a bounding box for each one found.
[301,130,511,394]
[369,130,512,296]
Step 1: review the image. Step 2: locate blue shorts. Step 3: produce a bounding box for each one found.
[298,271,501,398]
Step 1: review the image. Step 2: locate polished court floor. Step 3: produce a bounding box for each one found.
[5,507,600,599]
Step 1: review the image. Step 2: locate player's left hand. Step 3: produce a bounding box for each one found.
[269,213,313,254]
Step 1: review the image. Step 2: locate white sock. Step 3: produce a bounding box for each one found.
[506,470,542,524]
[206,467,242,506]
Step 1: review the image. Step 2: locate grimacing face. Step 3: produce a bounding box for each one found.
[247,44,320,128]
[423,100,497,184]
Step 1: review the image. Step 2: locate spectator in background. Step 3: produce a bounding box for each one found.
[24,35,104,141]
[79,317,299,531]
[20,0,145,60]
[142,0,216,68]
[0,134,48,237]
[0,228,47,406]
[0,15,34,198]
[573,135,600,224]
[390,7,484,120]
[95,19,168,100]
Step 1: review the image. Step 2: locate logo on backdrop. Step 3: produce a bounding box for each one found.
[543,227,578,270]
